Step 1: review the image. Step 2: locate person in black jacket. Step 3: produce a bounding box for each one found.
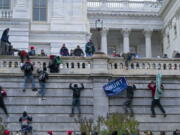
[73,45,84,57]
[37,63,48,100]
[21,60,37,92]
[19,111,32,132]
[123,82,136,117]
[69,83,84,116]
[0,86,8,116]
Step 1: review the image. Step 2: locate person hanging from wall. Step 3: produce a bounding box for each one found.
[123,82,136,117]
[147,74,166,118]
[74,45,84,57]
[0,28,11,55]
[0,86,8,116]
[69,83,84,117]
[37,63,49,100]
[21,59,37,92]
[60,44,69,56]
[85,40,95,57]
[48,55,62,73]
[19,111,32,134]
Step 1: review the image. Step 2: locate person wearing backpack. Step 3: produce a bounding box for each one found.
[0,86,8,116]
[19,111,32,133]
[48,55,62,73]
[37,64,48,100]
[21,60,37,92]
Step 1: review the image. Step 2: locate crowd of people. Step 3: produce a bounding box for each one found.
[0,28,178,135]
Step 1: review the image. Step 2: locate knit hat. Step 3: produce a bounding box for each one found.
[47,131,53,135]
[49,55,55,59]
[66,130,73,135]
[4,130,10,135]
[30,46,35,50]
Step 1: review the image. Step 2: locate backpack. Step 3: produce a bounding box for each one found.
[54,56,62,65]
[24,63,32,72]
[39,72,46,81]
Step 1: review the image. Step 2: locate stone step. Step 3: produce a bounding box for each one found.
[109,98,180,106]
[0,81,180,89]
[4,97,93,105]
[4,88,180,98]
[6,88,93,97]
[110,106,180,114]
[1,106,93,114]
[8,123,79,131]
[3,97,180,106]
[1,114,93,123]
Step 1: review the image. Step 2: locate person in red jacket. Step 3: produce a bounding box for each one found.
[148,81,166,117]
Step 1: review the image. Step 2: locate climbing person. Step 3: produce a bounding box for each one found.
[19,111,32,133]
[123,82,136,117]
[21,59,37,92]
[37,63,49,100]
[0,86,8,116]
[147,74,166,117]
[69,83,84,117]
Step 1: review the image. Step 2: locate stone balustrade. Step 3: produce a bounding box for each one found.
[0,9,12,19]
[87,0,162,12]
[0,54,180,76]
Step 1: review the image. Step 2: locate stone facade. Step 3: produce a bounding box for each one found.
[0,0,178,57]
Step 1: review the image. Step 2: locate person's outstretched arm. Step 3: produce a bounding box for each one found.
[80,83,84,90]
[69,83,73,89]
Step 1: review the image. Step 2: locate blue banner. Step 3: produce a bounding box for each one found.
[103,77,128,96]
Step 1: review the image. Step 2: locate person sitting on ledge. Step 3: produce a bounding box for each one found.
[74,45,84,57]
[60,43,69,56]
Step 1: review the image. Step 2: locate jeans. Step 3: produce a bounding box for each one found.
[151,99,166,115]
[123,99,133,115]
[72,98,81,114]
[39,82,46,97]
[0,98,8,116]
[86,53,93,57]
[21,125,32,132]
[23,75,35,89]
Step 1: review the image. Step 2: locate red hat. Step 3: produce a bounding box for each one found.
[49,55,55,59]
[48,131,53,135]
[4,130,10,135]
[66,130,73,135]
[21,50,27,56]
[30,46,35,50]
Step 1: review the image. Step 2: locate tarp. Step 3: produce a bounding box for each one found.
[103,77,128,96]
